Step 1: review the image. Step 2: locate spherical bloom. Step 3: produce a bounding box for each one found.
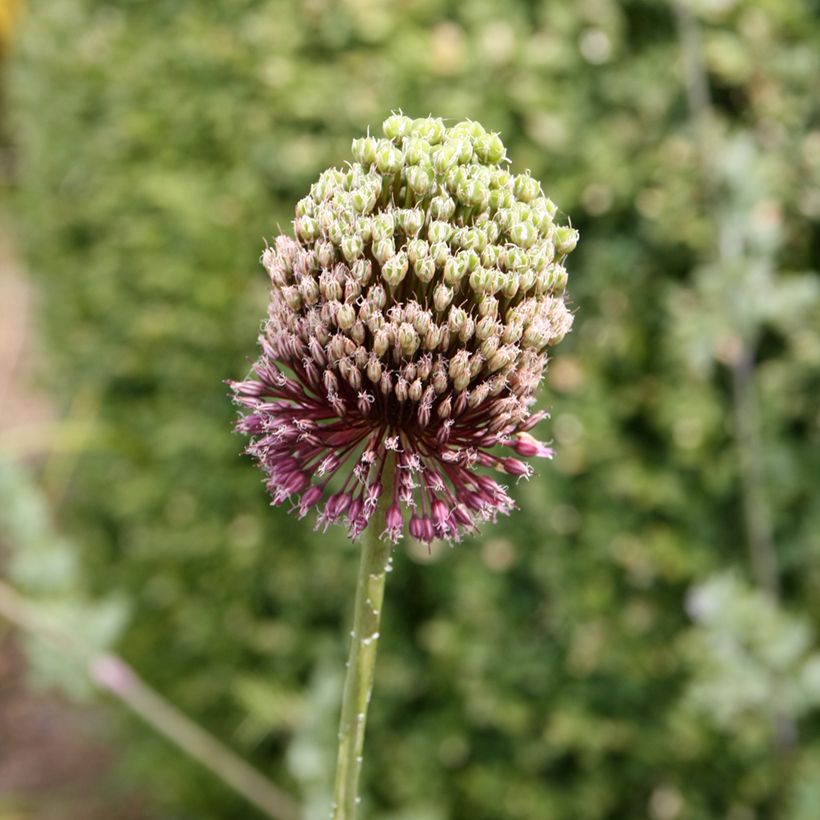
[230,114,577,543]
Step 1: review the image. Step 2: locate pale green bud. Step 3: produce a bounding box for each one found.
[443,254,467,285]
[475,132,506,164]
[398,322,420,356]
[501,272,520,300]
[295,196,315,217]
[406,238,429,265]
[429,194,456,220]
[352,136,378,165]
[405,165,433,196]
[295,215,319,243]
[382,251,409,287]
[383,113,413,141]
[373,237,395,265]
[352,258,373,285]
[375,141,404,174]
[336,302,356,330]
[554,225,579,255]
[510,221,538,249]
[341,233,364,262]
[414,256,436,283]
[481,244,501,267]
[505,247,529,272]
[432,142,460,174]
[316,240,336,268]
[397,207,424,237]
[350,185,378,214]
[371,212,395,241]
[458,248,480,272]
[403,137,432,165]
[430,241,451,267]
[461,227,488,252]
[411,116,446,144]
[282,285,301,311]
[477,295,498,318]
[428,220,453,244]
[451,119,486,139]
[513,173,541,203]
[433,283,454,312]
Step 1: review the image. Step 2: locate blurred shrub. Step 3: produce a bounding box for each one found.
[8,0,820,818]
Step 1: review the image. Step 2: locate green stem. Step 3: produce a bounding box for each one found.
[332,472,394,819]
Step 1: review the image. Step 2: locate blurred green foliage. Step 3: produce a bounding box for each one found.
[7,0,820,817]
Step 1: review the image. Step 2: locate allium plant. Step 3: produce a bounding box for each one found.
[231,113,577,819]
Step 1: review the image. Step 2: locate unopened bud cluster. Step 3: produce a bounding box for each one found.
[231,114,577,543]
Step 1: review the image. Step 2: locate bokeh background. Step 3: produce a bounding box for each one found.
[1,0,820,818]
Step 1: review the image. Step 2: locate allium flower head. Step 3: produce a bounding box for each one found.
[231,114,577,543]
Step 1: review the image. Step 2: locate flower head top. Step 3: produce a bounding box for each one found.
[231,114,577,543]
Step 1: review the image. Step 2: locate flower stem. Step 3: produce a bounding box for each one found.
[332,475,394,819]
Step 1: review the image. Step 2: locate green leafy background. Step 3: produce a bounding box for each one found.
[5,0,820,817]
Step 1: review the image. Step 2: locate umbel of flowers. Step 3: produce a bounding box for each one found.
[231,114,577,544]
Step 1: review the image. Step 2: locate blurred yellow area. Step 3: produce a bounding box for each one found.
[0,0,22,56]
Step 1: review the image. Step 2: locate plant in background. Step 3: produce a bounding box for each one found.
[231,113,577,818]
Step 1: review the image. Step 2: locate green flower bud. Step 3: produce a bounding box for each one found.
[429,194,456,220]
[489,188,515,211]
[448,305,467,332]
[406,238,429,265]
[414,256,436,283]
[373,237,395,265]
[505,247,529,272]
[501,272,520,300]
[433,283,454,312]
[403,136,431,165]
[477,295,499,318]
[341,233,364,262]
[405,165,433,196]
[474,132,506,164]
[457,179,489,210]
[513,173,541,203]
[295,196,315,217]
[352,258,373,285]
[398,322,420,356]
[481,244,501,267]
[458,248,480,272]
[475,314,497,341]
[336,302,356,330]
[351,136,379,165]
[411,116,446,144]
[461,227,488,252]
[327,218,344,245]
[397,207,425,237]
[454,138,474,164]
[450,119,486,139]
[371,212,395,241]
[350,185,378,214]
[494,208,514,232]
[432,142,460,174]
[282,285,302,311]
[383,113,413,141]
[443,254,467,285]
[295,215,319,243]
[510,221,538,249]
[428,220,453,244]
[468,266,495,294]
[382,251,409,287]
[554,225,579,255]
[375,140,404,174]
[316,240,336,268]
[355,216,372,243]
[430,241,451,268]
